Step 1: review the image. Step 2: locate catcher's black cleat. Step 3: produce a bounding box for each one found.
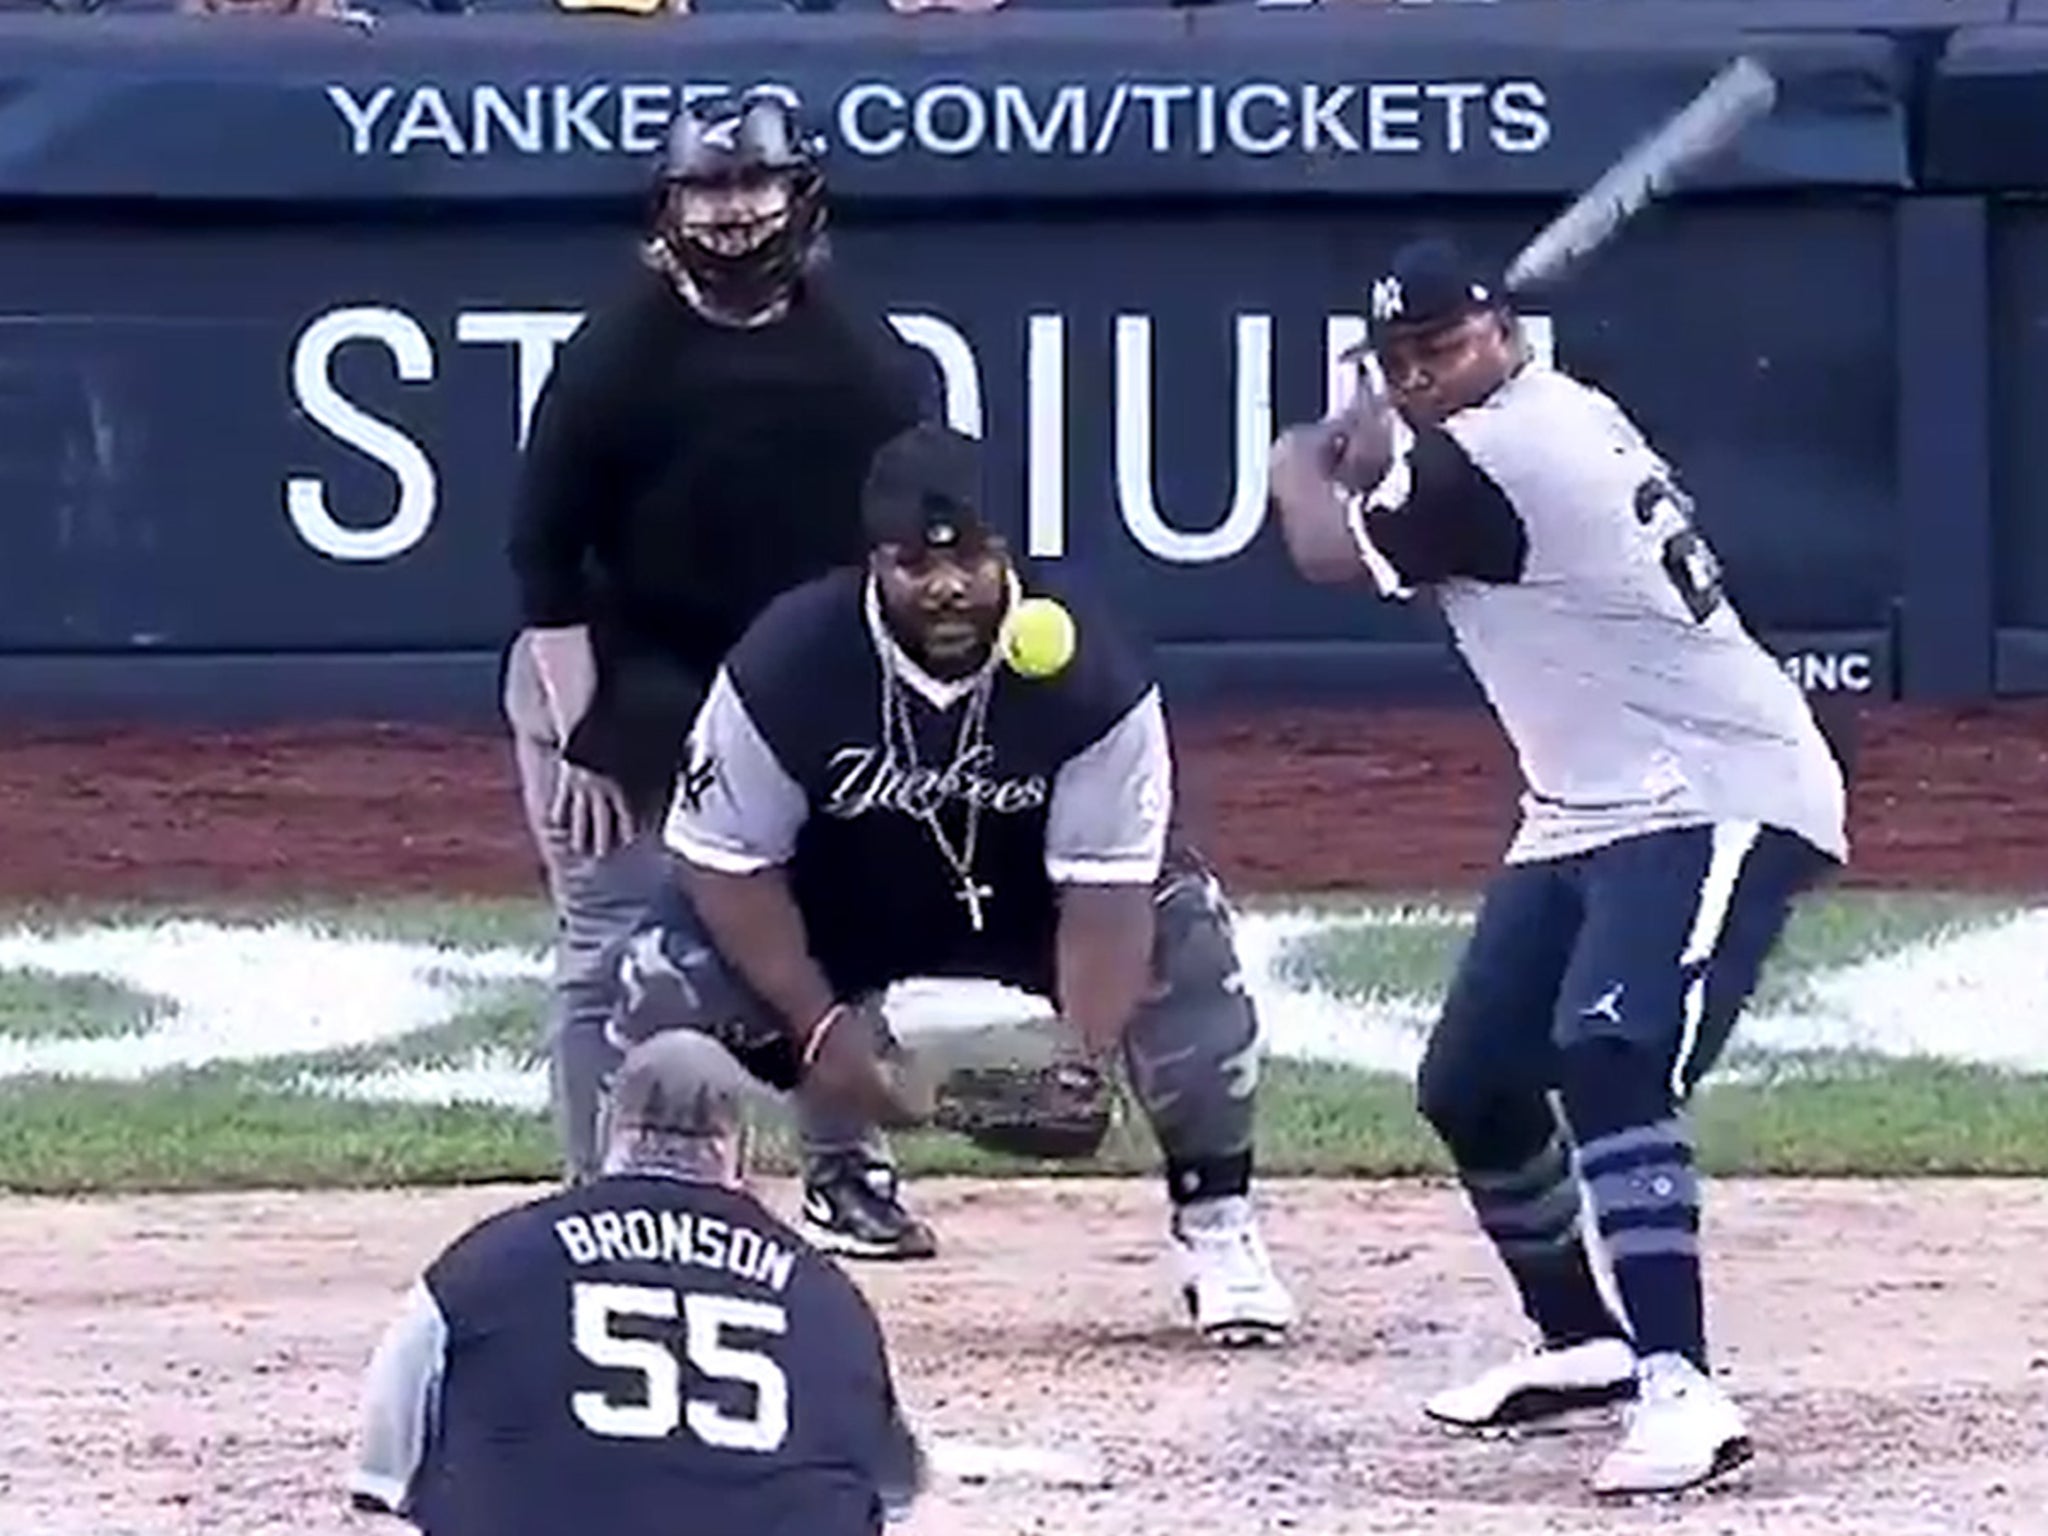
[802,1154,938,1261]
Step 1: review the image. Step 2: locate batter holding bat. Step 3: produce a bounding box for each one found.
[613,421,1296,1348]
[1269,235,1846,1494]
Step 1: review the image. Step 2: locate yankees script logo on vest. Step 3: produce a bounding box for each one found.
[664,567,1161,989]
[823,741,1048,821]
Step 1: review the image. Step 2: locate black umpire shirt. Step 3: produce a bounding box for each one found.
[509,264,928,805]
[349,1176,912,1536]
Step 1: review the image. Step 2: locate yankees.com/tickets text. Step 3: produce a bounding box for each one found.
[327,79,1552,160]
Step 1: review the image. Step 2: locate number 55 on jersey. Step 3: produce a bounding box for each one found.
[346,1032,924,1536]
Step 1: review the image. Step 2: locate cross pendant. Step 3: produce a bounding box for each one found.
[955,879,994,933]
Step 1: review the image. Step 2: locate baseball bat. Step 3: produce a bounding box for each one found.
[1502,55,1779,296]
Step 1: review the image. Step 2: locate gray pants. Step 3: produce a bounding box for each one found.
[503,633,883,1183]
[619,853,1264,1196]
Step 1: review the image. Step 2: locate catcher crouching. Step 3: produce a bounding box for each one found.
[611,420,1296,1347]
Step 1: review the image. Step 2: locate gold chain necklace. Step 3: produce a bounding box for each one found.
[883,663,997,932]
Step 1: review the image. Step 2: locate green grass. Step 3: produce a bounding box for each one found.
[0,1074,557,1193]
[1245,889,2048,1180]
[1250,1057,2048,1179]
[0,1057,1421,1195]
[0,973,161,1041]
[0,889,2043,1193]
[1279,890,2015,1013]
[1691,1058,2048,1175]
[0,896,554,951]
[1753,892,2021,1009]
[7,1053,2048,1194]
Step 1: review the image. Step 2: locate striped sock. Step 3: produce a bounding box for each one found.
[1462,1133,1626,1348]
[1578,1118,1704,1368]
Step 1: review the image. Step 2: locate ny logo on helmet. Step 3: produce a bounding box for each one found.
[1370,277,1405,322]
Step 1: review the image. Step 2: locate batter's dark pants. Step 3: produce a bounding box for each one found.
[1415,820,1835,1357]
[1418,821,1833,1140]
[1417,823,1835,1351]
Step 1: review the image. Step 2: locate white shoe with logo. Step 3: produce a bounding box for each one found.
[1591,1352,1753,1497]
[1424,1336,1639,1431]
[1170,1197,1295,1347]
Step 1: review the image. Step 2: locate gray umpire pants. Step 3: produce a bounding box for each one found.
[502,632,883,1183]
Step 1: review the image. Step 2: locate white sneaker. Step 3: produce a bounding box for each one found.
[1424,1336,1638,1430]
[1591,1352,1753,1496]
[1170,1197,1295,1347]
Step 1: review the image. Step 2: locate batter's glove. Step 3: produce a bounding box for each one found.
[929,1058,1115,1162]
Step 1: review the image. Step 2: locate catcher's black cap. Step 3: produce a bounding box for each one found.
[1353,237,1506,358]
[862,422,991,553]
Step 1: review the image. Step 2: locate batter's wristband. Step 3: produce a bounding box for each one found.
[800,1003,849,1072]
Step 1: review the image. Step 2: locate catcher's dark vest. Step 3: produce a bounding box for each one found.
[722,566,1152,1000]
[413,1177,896,1536]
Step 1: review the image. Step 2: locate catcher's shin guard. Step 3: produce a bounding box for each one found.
[1122,863,1260,1202]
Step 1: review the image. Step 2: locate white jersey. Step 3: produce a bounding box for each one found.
[1355,362,1847,866]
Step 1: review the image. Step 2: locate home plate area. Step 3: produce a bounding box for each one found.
[2,1178,2043,1535]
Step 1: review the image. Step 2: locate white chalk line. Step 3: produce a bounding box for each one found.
[0,921,534,1081]
[0,903,2042,1108]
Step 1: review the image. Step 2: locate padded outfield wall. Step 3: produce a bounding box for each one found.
[0,3,2041,719]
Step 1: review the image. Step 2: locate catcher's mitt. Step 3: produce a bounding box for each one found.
[930,1059,1114,1161]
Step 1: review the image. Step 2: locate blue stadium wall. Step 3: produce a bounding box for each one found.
[0,1,2043,723]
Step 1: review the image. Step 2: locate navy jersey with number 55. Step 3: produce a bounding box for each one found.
[350,1177,910,1536]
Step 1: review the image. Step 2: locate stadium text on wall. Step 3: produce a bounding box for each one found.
[282,305,1558,567]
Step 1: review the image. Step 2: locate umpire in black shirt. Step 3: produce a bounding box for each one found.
[502,89,937,1258]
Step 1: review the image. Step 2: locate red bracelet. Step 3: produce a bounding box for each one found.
[801,1004,848,1072]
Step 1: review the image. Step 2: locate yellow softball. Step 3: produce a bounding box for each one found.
[1002,596,1077,679]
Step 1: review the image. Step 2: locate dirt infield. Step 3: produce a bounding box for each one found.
[2,1178,2043,1536]
[0,700,2044,900]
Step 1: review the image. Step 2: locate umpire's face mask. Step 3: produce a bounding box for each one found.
[670,173,796,258]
